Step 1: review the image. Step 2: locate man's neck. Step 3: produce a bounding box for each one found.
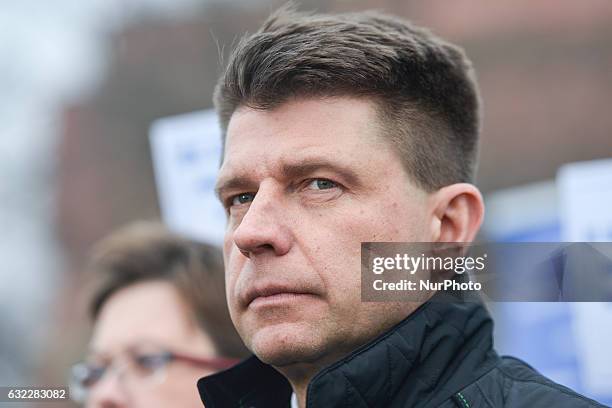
[292,381,308,408]
[274,358,334,408]
[276,364,316,408]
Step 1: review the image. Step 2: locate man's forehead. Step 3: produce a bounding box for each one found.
[225,96,381,141]
[222,97,386,156]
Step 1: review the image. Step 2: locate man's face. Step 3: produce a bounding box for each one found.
[217,97,433,368]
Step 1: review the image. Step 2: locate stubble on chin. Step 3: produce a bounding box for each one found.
[247,321,332,367]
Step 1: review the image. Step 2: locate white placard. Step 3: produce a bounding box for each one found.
[149,109,226,246]
[558,158,612,242]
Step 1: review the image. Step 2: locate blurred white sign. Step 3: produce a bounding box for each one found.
[558,158,612,396]
[559,158,612,242]
[149,109,226,246]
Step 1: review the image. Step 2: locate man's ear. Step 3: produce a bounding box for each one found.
[428,183,484,243]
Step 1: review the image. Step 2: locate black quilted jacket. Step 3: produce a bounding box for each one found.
[197,298,607,408]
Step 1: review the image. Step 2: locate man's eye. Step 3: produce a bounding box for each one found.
[307,179,338,190]
[231,192,255,206]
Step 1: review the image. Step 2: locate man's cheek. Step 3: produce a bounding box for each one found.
[226,260,243,316]
[227,292,248,341]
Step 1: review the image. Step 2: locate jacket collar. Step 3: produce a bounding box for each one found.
[198,296,498,408]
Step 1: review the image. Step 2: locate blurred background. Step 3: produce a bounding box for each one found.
[1,0,611,406]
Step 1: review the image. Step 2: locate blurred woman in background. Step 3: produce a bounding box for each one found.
[69,221,249,407]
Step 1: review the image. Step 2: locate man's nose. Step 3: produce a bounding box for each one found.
[232,183,293,258]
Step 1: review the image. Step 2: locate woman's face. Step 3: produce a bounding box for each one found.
[83,281,218,408]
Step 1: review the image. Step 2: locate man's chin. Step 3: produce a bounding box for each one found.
[247,322,327,367]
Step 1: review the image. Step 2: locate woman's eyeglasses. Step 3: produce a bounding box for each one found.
[69,344,240,403]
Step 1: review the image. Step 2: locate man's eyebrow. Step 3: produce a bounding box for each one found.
[280,160,361,186]
[214,158,362,199]
[214,175,256,200]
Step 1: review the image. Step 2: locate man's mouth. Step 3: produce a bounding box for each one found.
[243,284,317,308]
